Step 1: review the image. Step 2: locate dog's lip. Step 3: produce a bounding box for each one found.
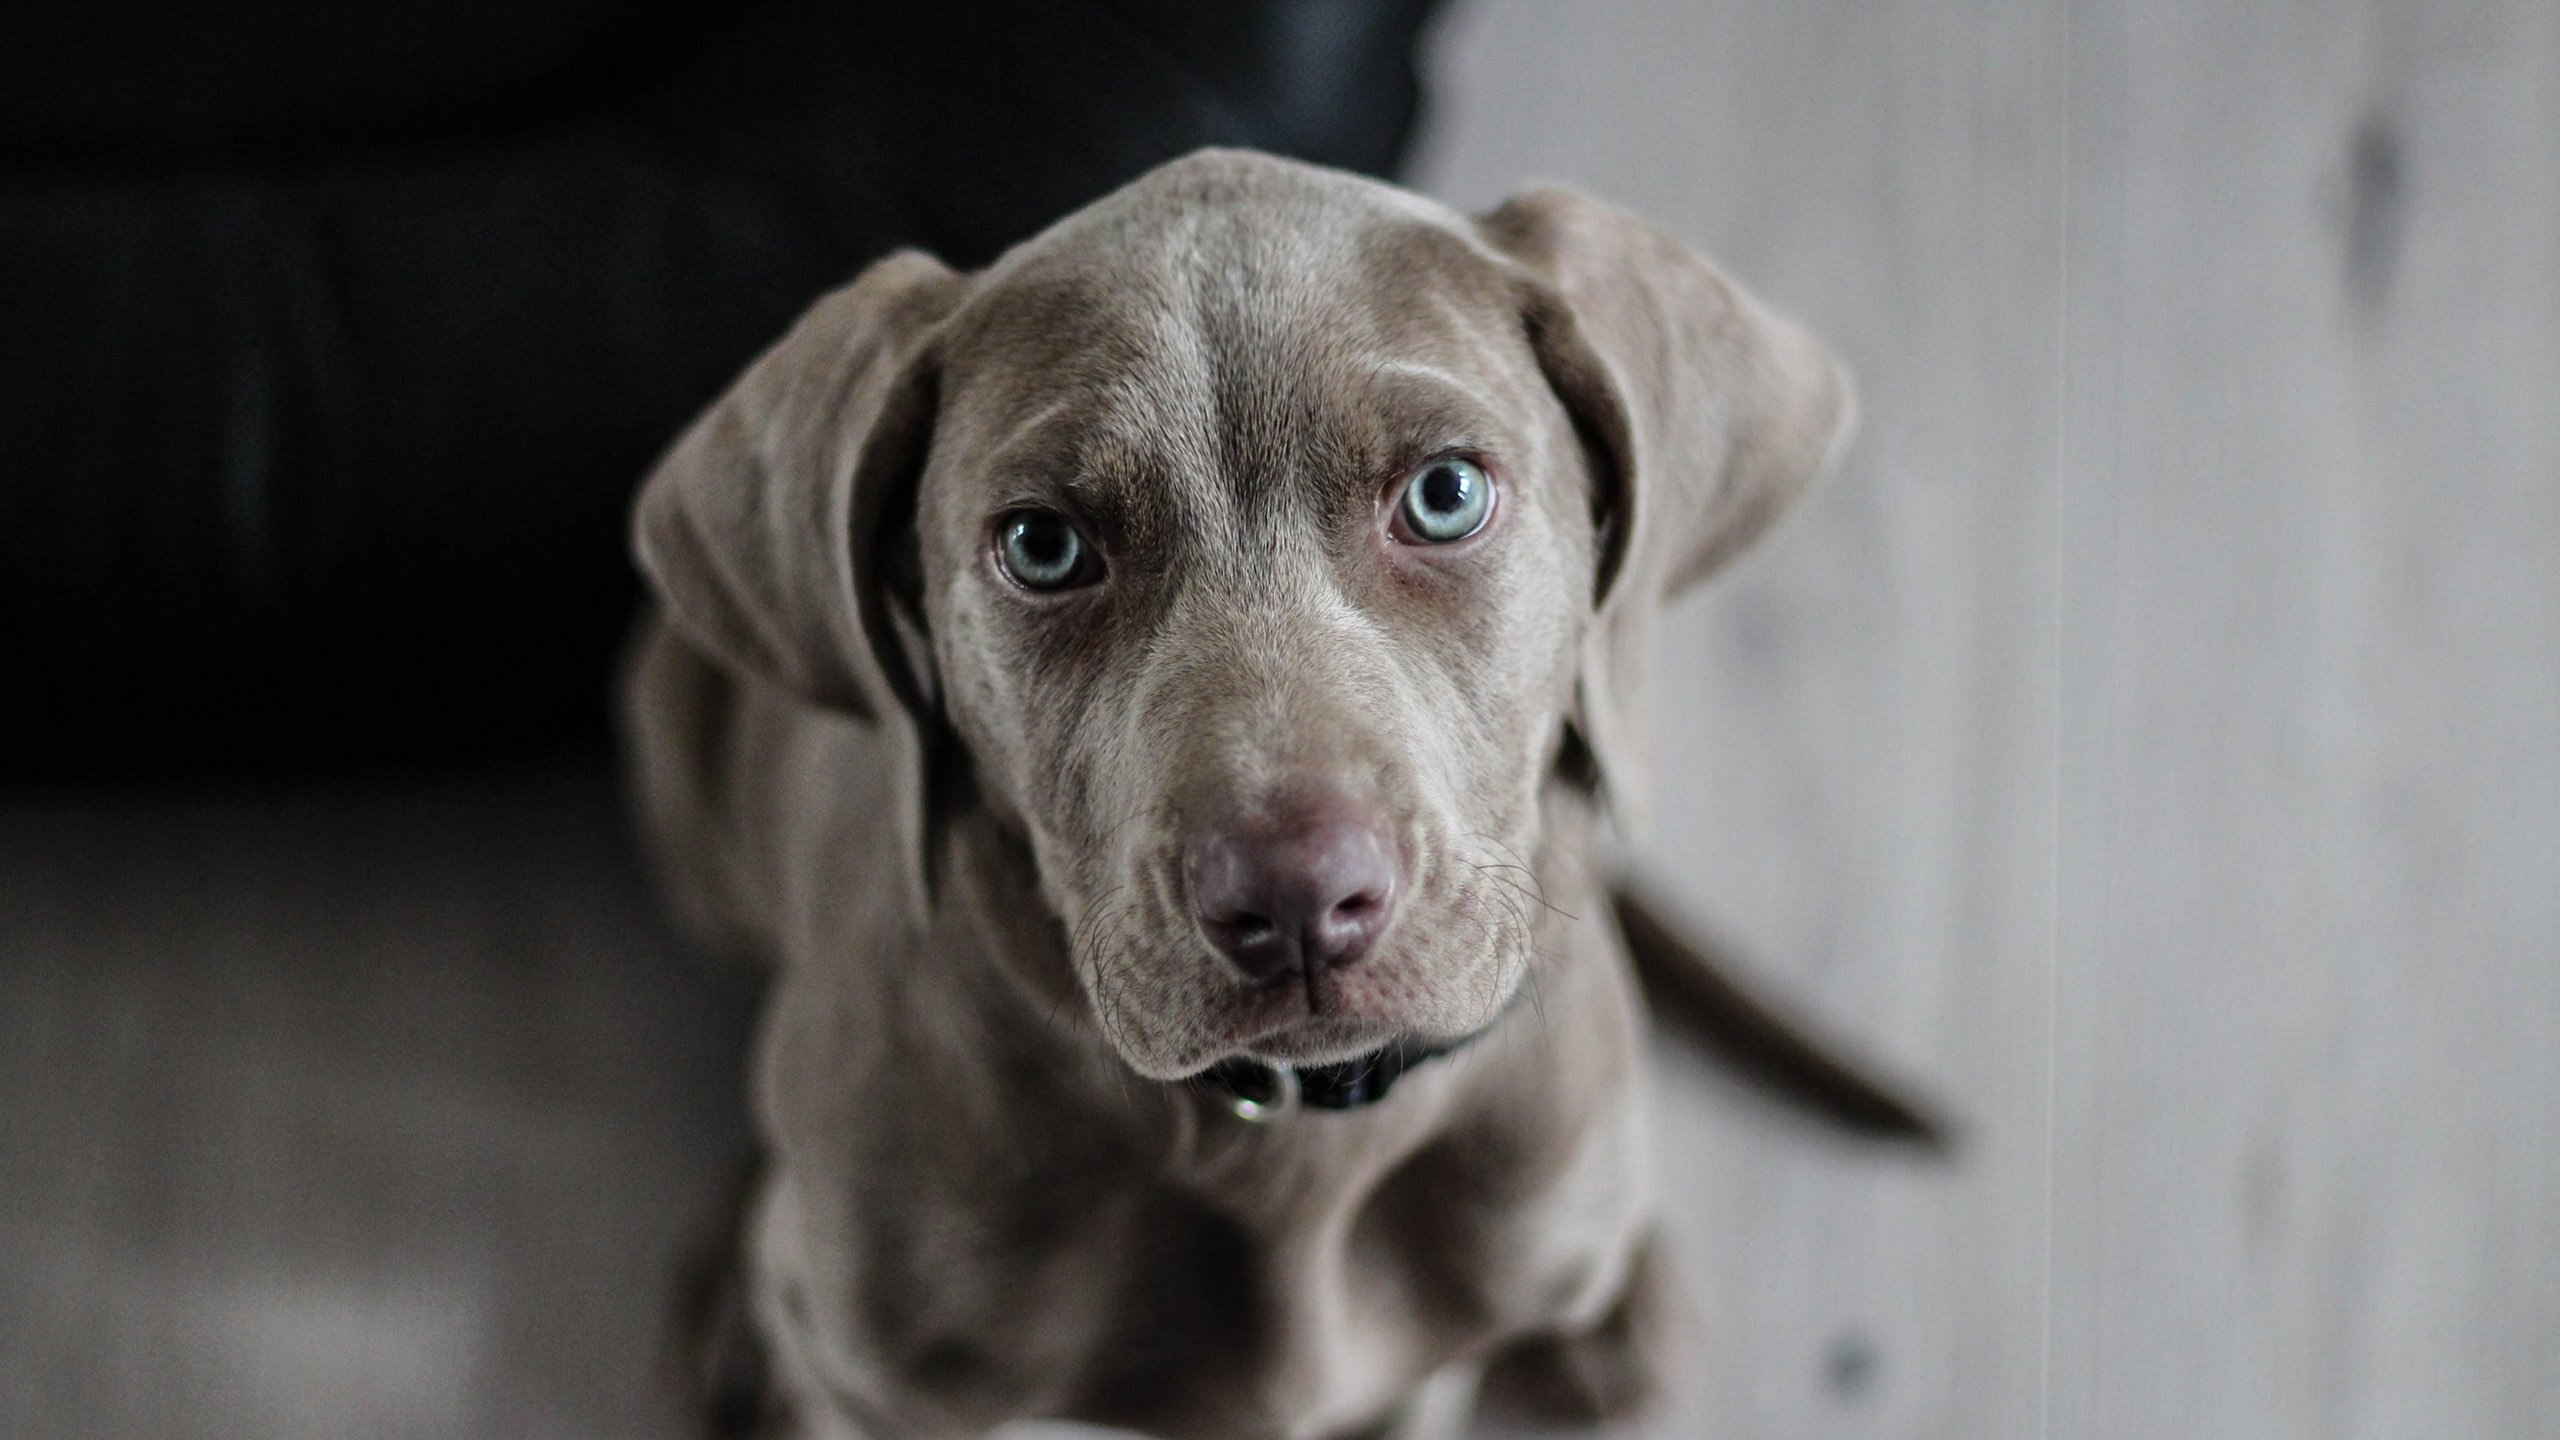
[1232,1014,1406,1067]
[1188,936,1516,1066]
[1203,980,1385,1057]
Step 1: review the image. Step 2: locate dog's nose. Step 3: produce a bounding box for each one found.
[1184,798,1398,980]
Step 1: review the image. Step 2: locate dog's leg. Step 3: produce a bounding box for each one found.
[1336,1362,1482,1440]
[1479,1229,1679,1425]
[674,1155,801,1438]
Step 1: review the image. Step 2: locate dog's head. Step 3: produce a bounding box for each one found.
[636,151,1851,1080]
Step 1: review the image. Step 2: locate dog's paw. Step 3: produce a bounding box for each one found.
[1481,1236,1680,1425]
[688,1281,794,1439]
[674,1160,798,1439]
[1484,1326,1655,1424]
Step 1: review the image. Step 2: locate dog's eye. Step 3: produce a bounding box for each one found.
[996,509,1098,591]
[1394,457,1493,544]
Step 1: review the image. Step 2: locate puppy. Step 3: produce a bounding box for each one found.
[623,148,1854,1440]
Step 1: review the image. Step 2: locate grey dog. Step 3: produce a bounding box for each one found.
[621,148,1862,1440]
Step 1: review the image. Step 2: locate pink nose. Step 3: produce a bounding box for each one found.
[1183,796,1398,981]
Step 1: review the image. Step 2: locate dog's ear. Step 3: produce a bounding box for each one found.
[1477,187,1856,835]
[633,250,967,914]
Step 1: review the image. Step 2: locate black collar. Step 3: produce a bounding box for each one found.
[1196,1037,1456,1119]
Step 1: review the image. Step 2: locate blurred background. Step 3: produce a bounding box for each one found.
[3,2,2553,1437]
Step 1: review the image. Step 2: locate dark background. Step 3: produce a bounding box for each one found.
[3,0,1438,771]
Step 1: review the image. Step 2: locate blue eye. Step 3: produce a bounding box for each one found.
[997,510,1097,590]
[1396,457,1493,543]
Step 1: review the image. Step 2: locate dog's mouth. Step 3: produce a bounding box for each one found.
[1231,1007,1414,1067]
[1074,840,1540,1081]
[1203,961,1487,1067]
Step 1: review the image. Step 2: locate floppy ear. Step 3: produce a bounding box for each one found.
[632,249,967,912]
[1478,187,1857,836]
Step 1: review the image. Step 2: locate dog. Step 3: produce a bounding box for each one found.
[622,148,1864,1440]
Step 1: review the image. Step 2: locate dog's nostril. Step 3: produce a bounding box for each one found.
[1312,883,1392,971]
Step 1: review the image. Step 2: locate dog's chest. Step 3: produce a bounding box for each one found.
[832,1063,1648,1440]
[1098,1111,1641,1436]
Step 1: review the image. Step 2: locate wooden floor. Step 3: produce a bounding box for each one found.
[4,3,2554,1438]
[0,769,762,1440]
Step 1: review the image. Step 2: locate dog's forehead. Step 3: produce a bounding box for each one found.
[961,148,1489,336]
[931,154,1525,518]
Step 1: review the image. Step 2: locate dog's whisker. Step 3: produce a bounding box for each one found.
[1463,859,1579,926]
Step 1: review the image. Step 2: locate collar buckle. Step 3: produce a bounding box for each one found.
[1217,1057,1299,1122]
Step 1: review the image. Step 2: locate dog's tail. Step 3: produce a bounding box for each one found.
[1609,881,1954,1149]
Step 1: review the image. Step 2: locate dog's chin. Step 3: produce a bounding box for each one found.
[1086,951,1527,1082]
[1236,1015,1409,1068]
[1092,987,1386,1082]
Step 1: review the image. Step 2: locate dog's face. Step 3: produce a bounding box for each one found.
[914,192,1594,1076]
[635,150,1853,1082]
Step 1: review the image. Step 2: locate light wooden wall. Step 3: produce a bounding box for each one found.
[1416,2,2558,1437]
